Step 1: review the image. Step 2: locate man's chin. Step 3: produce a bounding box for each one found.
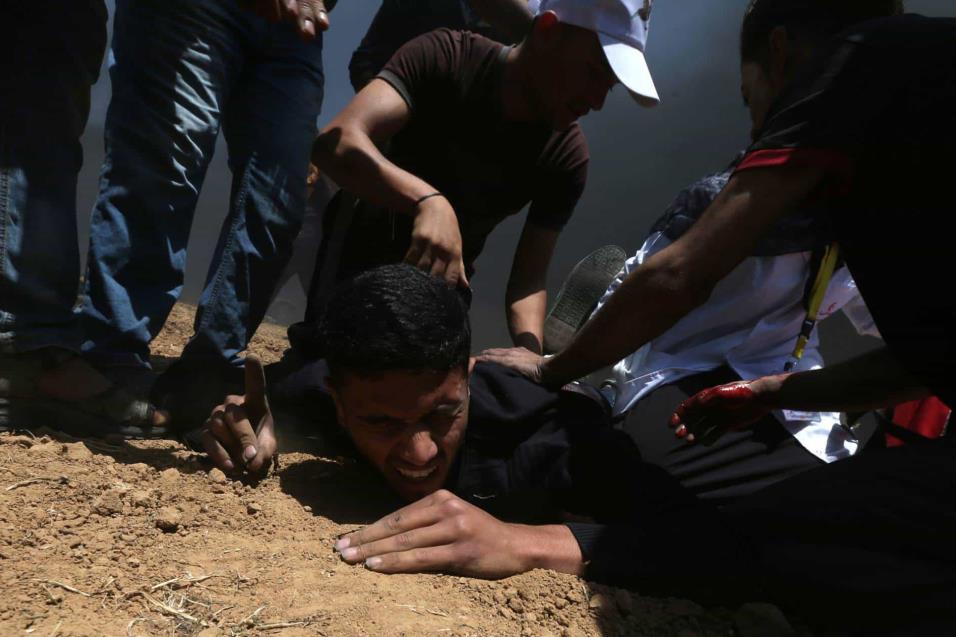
[388,468,448,502]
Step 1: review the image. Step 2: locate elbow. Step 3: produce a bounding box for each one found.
[312,124,364,170]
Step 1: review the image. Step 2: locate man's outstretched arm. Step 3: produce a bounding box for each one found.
[334,489,583,579]
[480,165,827,386]
[670,347,932,444]
[506,222,560,354]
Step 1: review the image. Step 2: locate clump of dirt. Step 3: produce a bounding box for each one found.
[0,304,800,636]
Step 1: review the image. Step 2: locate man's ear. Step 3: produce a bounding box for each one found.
[531,10,561,48]
[768,26,792,90]
[325,377,347,428]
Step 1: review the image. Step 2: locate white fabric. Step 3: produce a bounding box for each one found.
[596,232,881,463]
[529,0,659,104]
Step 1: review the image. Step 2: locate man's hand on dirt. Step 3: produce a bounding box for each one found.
[333,490,537,579]
[238,0,330,40]
[476,347,546,384]
[668,378,777,445]
[201,356,277,475]
[405,196,469,288]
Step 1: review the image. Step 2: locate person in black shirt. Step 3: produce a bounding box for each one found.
[197,264,745,595]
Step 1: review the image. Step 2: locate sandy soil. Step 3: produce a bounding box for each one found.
[0,305,800,637]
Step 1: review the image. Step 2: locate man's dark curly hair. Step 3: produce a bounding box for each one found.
[741,0,904,66]
[316,264,471,379]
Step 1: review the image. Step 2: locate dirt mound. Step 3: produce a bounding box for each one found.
[0,304,797,636]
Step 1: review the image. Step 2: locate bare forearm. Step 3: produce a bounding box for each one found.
[507,288,546,354]
[541,258,709,386]
[511,524,584,575]
[468,0,532,42]
[757,347,931,412]
[312,126,437,215]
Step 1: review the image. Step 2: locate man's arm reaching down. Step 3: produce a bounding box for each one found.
[334,490,583,579]
[506,222,560,354]
[480,165,828,386]
[312,79,468,286]
[670,347,932,444]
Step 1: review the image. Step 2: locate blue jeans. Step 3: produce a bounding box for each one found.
[81,0,324,369]
[0,2,108,354]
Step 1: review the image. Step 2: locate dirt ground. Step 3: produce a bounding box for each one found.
[0,305,803,637]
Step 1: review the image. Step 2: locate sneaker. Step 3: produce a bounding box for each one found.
[543,245,627,354]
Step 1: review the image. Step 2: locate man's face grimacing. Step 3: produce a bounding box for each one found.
[329,366,471,502]
[527,13,618,131]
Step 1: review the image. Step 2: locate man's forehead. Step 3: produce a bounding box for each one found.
[340,368,467,415]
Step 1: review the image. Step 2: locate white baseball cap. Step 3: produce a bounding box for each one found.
[528,0,660,107]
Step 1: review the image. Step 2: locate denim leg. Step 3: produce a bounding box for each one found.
[0,2,107,354]
[80,0,245,368]
[180,20,324,365]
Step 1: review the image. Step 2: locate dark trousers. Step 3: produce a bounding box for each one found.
[726,438,956,634]
[623,367,824,504]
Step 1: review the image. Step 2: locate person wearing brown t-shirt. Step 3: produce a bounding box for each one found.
[311,0,659,354]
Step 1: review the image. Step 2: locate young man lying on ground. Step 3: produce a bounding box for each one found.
[197,265,953,632]
[197,264,747,596]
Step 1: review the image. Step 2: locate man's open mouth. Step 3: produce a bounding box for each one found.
[395,465,438,481]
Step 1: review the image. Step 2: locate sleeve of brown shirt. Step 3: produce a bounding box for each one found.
[375,28,464,114]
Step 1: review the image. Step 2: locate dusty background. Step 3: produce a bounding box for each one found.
[0,306,806,637]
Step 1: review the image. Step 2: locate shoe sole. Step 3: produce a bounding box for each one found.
[543,245,628,354]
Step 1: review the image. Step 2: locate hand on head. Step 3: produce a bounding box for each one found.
[668,380,772,445]
[240,0,330,40]
[201,356,277,476]
[405,195,469,288]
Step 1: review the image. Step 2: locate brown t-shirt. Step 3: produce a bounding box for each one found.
[336,29,590,278]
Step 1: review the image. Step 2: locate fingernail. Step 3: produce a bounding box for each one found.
[223,459,235,470]
[303,18,315,36]
[341,547,358,561]
[243,445,257,461]
[365,557,382,570]
[334,537,350,551]
[676,426,687,439]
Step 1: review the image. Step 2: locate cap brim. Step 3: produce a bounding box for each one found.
[598,32,660,108]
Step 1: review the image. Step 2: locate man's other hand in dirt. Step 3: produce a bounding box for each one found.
[201,356,277,475]
[239,0,331,40]
[334,490,582,579]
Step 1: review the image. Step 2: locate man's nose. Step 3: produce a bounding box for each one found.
[400,428,438,466]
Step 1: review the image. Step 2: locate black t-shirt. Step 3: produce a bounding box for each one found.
[333,29,589,282]
[736,15,956,407]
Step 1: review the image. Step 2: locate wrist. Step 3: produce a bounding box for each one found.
[512,524,584,575]
[751,373,789,409]
[538,355,567,388]
[411,191,445,214]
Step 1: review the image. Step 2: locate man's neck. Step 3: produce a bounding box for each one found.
[500,44,538,123]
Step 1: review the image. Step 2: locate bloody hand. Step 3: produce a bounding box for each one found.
[668,380,773,445]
